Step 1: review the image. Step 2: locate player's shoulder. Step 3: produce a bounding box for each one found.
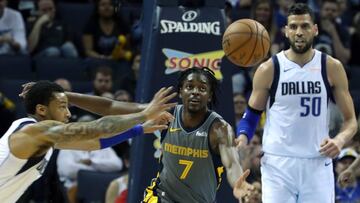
[325,54,343,68]
[19,120,63,134]
[211,118,229,128]
[256,57,274,75]
[210,118,232,135]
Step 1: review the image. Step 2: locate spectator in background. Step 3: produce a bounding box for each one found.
[335,148,360,202]
[349,13,360,66]
[233,93,246,124]
[54,78,72,92]
[275,0,295,29]
[336,0,353,28]
[71,66,113,121]
[27,0,78,58]
[82,0,132,61]
[313,0,351,65]
[250,0,284,55]
[112,89,132,159]
[131,54,140,80]
[0,92,15,136]
[114,89,132,102]
[57,148,123,203]
[92,66,113,96]
[0,0,27,55]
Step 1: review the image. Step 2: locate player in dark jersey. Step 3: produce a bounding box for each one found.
[143,67,252,203]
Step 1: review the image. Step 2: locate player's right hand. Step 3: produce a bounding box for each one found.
[142,87,177,120]
[338,167,356,188]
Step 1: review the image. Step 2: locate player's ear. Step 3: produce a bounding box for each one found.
[35,104,48,117]
[285,25,289,38]
[314,24,319,36]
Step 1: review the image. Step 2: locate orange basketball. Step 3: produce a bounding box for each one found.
[222,19,270,67]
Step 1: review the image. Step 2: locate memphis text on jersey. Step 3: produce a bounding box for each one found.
[164,143,208,158]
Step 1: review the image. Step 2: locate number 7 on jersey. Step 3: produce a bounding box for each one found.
[179,159,194,179]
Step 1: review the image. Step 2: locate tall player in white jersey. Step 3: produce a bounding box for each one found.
[235,3,358,203]
[0,81,176,203]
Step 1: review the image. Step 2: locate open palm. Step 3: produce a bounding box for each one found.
[233,169,254,200]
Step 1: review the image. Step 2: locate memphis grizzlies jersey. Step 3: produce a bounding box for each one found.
[157,105,223,203]
[263,50,332,158]
[0,118,53,203]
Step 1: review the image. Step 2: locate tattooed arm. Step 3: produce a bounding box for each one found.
[10,87,176,157]
[66,92,147,116]
[9,112,146,158]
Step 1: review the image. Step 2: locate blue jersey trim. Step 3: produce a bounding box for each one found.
[270,55,280,108]
[321,53,335,104]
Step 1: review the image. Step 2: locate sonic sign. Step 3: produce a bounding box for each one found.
[162,48,224,80]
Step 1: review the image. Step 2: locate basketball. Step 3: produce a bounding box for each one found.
[222,19,270,67]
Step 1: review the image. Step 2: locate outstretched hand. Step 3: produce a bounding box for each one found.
[143,87,177,120]
[142,112,174,133]
[233,169,254,200]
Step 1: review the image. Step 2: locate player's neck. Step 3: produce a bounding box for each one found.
[285,48,315,67]
[28,114,44,122]
[181,109,208,129]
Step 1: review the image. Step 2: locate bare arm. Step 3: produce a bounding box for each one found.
[214,120,243,187]
[66,92,147,116]
[12,87,176,155]
[210,120,252,200]
[39,112,146,143]
[319,56,357,158]
[236,59,273,146]
[54,111,175,150]
[28,15,49,53]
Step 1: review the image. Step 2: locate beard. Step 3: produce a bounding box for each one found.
[289,38,313,54]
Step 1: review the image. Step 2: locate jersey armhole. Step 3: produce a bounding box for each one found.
[269,55,280,108]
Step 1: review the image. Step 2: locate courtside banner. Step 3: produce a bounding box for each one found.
[129,3,239,202]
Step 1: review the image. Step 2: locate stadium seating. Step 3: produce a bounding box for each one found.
[77,170,123,203]
[0,55,35,80]
[34,57,89,81]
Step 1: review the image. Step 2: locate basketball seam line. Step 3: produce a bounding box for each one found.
[222,32,270,42]
[244,21,259,66]
[222,32,270,43]
[226,22,254,57]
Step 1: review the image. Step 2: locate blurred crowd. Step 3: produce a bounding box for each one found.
[0,0,359,202]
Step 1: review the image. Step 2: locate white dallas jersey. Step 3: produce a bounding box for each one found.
[0,118,53,203]
[263,50,332,158]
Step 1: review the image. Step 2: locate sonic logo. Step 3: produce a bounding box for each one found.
[162,48,224,80]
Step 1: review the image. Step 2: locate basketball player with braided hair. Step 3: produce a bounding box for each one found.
[235,3,357,202]
[142,67,253,203]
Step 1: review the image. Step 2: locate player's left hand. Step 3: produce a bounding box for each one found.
[142,112,174,134]
[233,169,254,200]
[319,138,344,158]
